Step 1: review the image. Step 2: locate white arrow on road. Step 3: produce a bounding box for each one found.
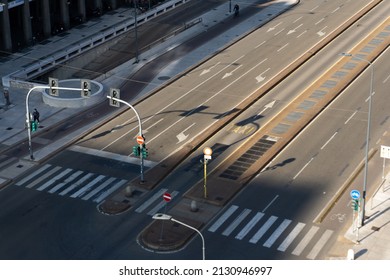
[223,64,243,79]
[317,26,327,37]
[254,100,276,118]
[287,23,303,35]
[267,22,283,32]
[255,68,270,83]
[200,62,221,76]
[176,123,196,144]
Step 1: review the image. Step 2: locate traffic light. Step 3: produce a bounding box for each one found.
[81,79,91,97]
[351,199,359,211]
[141,147,149,159]
[48,77,59,96]
[109,88,120,107]
[132,145,140,156]
[30,120,38,132]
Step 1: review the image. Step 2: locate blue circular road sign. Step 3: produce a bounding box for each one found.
[350,190,360,200]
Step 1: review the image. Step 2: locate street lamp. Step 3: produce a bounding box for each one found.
[340,52,374,227]
[152,213,205,260]
[106,95,145,182]
[203,147,212,198]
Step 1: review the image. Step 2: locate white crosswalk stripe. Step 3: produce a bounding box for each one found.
[208,205,334,259]
[15,164,128,203]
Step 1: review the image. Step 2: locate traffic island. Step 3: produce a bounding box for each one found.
[139,217,203,252]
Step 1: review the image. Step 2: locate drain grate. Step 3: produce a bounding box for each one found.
[371,226,380,231]
[220,135,276,180]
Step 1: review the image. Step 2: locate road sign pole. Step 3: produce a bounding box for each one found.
[26,85,88,160]
[107,95,145,183]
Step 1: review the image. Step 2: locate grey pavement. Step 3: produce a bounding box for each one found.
[328,171,390,260]
[1,0,389,260]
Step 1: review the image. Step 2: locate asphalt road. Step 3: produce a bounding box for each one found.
[0,0,388,260]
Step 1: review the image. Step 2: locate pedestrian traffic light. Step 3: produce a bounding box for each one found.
[132,145,140,156]
[351,199,359,211]
[109,88,120,107]
[30,120,38,132]
[81,79,91,97]
[141,147,149,159]
[48,77,59,96]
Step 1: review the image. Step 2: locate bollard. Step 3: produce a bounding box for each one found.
[190,200,198,212]
[347,249,355,260]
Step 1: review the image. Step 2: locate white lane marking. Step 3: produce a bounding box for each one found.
[315,18,325,25]
[293,16,302,23]
[48,170,84,194]
[291,226,319,256]
[262,195,279,213]
[59,173,94,196]
[102,55,245,151]
[277,222,306,252]
[331,7,341,13]
[82,177,117,201]
[222,208,252,236]
[142,118,164,134]
[275,28,285,36]
[147,58,269,146]
[310,5,319,12]
[345,111,357,124]
[277,43,289,52]
[25,166,62,189]
[365,91,376,102]
[297,30,307,38]
[293,157,314,180]
[37,168,73,191]
[16,164,52,186]
[235,212,264,240]
[93,179,127,203]
[255,41,266,49]
[135,188,167,213]
[306,229,333,259]
[70,175,106,198]
[209,205,239,233]
[321,132,338,150]
[384,74,390,83]
[249,215,278,244]
[263,219,291,248]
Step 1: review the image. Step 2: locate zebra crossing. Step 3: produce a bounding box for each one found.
[15,164,127,203]
[207,205,334,259]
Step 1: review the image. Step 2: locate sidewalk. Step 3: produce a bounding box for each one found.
[0,0,285,157]
[328,173,390,260]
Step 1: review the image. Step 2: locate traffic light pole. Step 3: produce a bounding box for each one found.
[26,85,87,160]
[106,96,144,182]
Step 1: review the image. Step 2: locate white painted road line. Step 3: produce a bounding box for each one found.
[249,215,278,244]
[16,164,52,186]
[235,212,264,240]
[135,188,167,213]
[263,219,292,248]
[277,222,306,252]
[208,205,239,233]
[306,229,333,259]
[25,166,62,189]
[222,208,251,236]
[291,226,319,256]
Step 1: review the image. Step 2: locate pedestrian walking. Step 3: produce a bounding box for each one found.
[33,109,40,123]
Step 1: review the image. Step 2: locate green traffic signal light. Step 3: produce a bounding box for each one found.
[132,145,140,156]
[142,147,149,159]
[351,199,359,211]
[31,120,37,132]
